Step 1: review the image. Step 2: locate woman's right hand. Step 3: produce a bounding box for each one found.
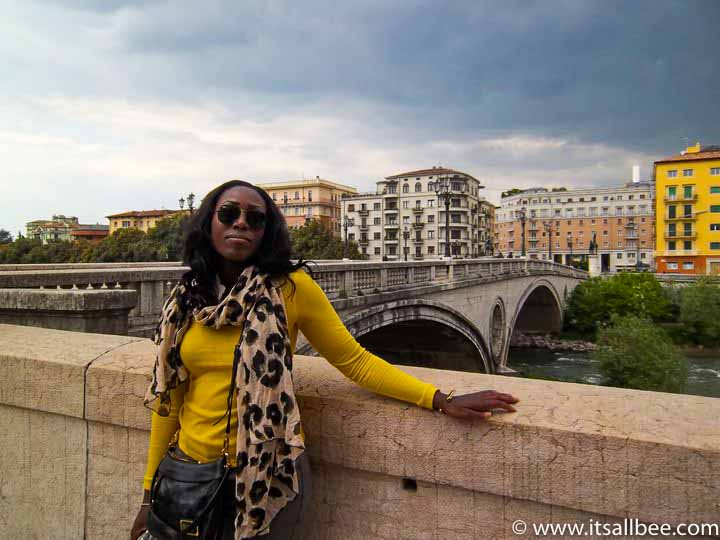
[130,492,151,540]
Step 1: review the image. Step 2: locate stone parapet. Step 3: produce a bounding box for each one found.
[0,323,717,539]
[0,288,137,335]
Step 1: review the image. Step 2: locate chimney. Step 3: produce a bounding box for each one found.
[632,165,640,183]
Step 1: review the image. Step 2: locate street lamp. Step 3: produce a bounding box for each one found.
[517,206,527,257]
[187,193,195,213]
[452,240,462,258]
[178,197,185,210]
[543,220,553,261]
[435,174,465,258]
[342,215,354,259]
[403,226,410,261]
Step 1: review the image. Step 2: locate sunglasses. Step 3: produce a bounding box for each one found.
[216,204,267,230]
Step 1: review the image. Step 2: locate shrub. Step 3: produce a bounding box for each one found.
[564,273,672,338]
[593,315,687,393]
[679,279,720,347]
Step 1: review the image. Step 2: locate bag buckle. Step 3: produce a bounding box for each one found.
[179,519,200,537]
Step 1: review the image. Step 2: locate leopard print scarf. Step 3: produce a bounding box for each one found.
[144,265,305,539]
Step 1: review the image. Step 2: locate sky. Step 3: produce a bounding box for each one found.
[1,0,719,236]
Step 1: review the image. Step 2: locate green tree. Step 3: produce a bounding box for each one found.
[564,272,672,338]
[593,315,687,393]
[289,219,363,260]
[0,237,42,263]
[146,213,189,261]
[0,229,12,244]
[84,228,168,262]
[679,279,720,346]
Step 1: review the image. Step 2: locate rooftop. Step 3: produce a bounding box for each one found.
[385,167,481,184]
[656,144,720,164]
[106,210,179,219]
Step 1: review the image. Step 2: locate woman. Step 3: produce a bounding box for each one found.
[131,180,519,540]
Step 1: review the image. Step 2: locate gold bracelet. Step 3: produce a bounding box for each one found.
[446,389,456,402]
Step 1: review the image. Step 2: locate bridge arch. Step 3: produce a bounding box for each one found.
[299,299,493,373]
[501,279,564,366]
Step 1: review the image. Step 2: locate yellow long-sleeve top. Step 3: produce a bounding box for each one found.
[143,269,438,489]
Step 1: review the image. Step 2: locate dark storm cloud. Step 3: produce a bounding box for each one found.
[110,0,719,153]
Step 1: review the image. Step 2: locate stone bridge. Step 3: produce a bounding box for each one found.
[0,258,586,371]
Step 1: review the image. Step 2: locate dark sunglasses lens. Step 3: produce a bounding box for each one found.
[217,205,241,225]
[246,211,267,230]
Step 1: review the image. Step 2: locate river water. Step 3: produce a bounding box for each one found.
[508,348,720,399]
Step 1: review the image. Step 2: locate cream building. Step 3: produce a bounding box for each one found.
[257,177,357,236]
[495,177,654,272]
[341,167,491,261]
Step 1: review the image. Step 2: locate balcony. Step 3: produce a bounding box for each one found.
[358,209,369,216]
[384,207,398,213]
[412,237,424,243]
[384,237,398,243]
[358,238,369,245]
[359,224,369,231]
[412,222,425,229]
[384,223,399,229]
[664,232,697,240]
[665,214,697,221]
[664,194,698,203]
[412,206,424,213]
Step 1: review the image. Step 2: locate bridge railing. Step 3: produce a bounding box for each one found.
[0,259,586,336]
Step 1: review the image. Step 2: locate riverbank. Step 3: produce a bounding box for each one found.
[510,332,597,353]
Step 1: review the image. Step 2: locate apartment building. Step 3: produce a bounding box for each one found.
[257,178,357,236]
[341,167,492,260]
[496,179,654,272]
[654,143,720,274]
[26,215,81,243]
[106,210,182,235]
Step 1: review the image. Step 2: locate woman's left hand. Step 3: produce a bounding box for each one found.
[433,389,519,420]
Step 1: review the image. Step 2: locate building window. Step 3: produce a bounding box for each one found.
[641,253,646,258]
[668,241,676,250]
[349,233,355,241]
[668,205,676,219]
[667,170,677,178]
[374,232,381,240]
[428,246,435,255]
[711,168,720,176]
[428,230,435,239]
[711,242,720,250]
[295,191,300,200]
[711,205,720,213]
[374,247,381,255]
[683,169,694,177]
[402,184,409,193]
[667,262,678,270]
[122,220,130,228]
[667,186,676,199]
[272,193,277,201]
[374,217,381,225]
[711,224,720,231]
[711,186,720,194]
[427,199,435,207]
[683,185,694,199]
[684,240,692,250]
[308,190,313,202]
[374,203,381,211]
[348,204,355,212]
[387,185,396,194]
[428,215,435,223]
[617,253,623,259]
[683,262,694,270]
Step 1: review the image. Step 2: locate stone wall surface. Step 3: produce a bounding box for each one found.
[0,323,718,539]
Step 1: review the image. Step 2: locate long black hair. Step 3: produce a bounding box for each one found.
[180,179,314,308]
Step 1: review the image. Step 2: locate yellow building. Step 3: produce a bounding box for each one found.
[654,143,720,275]
[256,177,357,236]
[106,210,183,235]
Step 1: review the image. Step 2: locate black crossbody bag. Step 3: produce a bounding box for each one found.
[147,348,241,539]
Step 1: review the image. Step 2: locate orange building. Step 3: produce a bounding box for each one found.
[106,210,183,235]
[256,178,357,236]
[654,143,720,275]
[496,182,654,272]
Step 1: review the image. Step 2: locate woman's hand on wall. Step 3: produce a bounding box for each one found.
[433,389,518,420]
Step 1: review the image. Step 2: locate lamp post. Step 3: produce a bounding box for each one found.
[403,226,410,261]
[452,240,462,258]
[543,220,553,261]
[434,174,465,258]
[187,193,195,213]
[517,206,527,257]
[342,215,354,259]
[178,197,185,210]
